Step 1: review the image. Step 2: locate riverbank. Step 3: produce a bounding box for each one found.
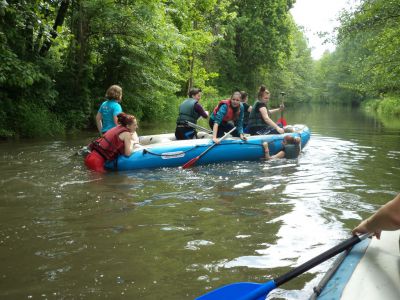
[361,96,400,128]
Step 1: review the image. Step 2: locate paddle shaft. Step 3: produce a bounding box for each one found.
[184,121,213,134]
[275,234,366,286]
[240,234,369,300]
[196,234,370,300]
[182,127,236,168]
[197,127,236,158]
[280,92,285,120]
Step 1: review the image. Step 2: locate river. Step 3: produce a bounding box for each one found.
[0,104,399,299]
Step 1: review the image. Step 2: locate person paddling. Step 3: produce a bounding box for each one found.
[85,113,139,172]
[247,85,285,135]
[209,91,247,144]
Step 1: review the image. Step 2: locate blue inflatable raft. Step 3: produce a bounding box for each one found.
[104,124,311,171]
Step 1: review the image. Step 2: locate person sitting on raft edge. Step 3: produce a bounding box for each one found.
[246,85,285,135]
[209,91,247,144]
[85,113,139,173]
[263,135,301,160]
[175,88,209,140]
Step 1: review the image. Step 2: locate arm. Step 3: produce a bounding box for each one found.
[96,112,103,135]
[259,107,284,134]
[212,122,220,144]
[352,193,400,239]
[262,142,284,160]
[211,104,227,143]
[120,132,134,156]
[113,115,119,127]
[248,106,252,113]
[269,104,284,114]
[131,132,141,149]
[237,105,246,140]
[194,102,209,118]
[113,102,122,126]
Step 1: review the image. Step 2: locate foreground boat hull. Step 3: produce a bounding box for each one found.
[313,230,400,300]
[105,124,311,171]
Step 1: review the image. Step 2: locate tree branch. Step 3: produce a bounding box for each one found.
[39,0,70,56]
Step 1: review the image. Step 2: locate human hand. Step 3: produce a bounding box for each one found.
[352,219,381,239]
[212,137,220,144]
[240,134,247,141]
[277,127,285,134]
[279,104,285,111]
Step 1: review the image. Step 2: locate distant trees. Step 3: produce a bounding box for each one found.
[6,1,399,138]
[2,0,310,138]
[311,0,400,112]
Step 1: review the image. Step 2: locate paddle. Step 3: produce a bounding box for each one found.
[196,233,370,300]
[182,127,236,169]
[184,121,213,134]
[277,91,287,127]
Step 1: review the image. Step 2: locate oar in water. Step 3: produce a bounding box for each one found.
[277,91,287,127]
[196,233,371,300]
[182,127,236,169]
[184,121,213,134]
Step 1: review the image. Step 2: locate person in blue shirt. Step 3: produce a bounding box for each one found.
[209,91,247,144]
[96,85,123,135]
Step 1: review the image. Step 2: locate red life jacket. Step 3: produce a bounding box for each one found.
[212,99,240,122]
[89,125,129,161]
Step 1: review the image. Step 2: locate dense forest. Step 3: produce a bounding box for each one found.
[1,0,399,138]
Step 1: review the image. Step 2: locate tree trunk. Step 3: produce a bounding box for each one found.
[40,0,70,56]
[187,53,195,94]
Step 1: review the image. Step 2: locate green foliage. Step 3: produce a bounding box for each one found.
[209,0,295,93]
[15,103,65,138]
[362,96,400,128]
[0,0,320,138]
[318,0,400,102]
[377,96,400,116]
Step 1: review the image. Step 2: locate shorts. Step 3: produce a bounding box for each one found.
[175,126,197,140]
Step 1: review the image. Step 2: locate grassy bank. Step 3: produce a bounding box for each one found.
[361,95,400,128]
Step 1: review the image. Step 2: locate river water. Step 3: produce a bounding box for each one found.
[0,104,399,299]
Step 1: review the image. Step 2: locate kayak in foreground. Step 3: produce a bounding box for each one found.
[311,230,400,300]
[104,124,311,171]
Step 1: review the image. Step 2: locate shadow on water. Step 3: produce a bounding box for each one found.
[0,104,399,299]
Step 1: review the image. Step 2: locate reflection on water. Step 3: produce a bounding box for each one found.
[0,105,399,299]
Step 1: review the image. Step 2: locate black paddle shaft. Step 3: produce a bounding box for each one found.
[274,235,361,287]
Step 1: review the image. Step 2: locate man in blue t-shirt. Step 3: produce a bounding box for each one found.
[96,85,123,135]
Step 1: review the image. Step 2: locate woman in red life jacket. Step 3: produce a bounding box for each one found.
[209,91,247,144]
[85,113,139,172]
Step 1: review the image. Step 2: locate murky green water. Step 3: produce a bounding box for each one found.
[0,104,399,299]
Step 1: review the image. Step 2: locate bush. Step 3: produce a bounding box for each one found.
[16,103,65,138]
[378,96,400,117]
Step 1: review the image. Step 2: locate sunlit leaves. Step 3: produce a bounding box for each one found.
[336,0,400,94]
